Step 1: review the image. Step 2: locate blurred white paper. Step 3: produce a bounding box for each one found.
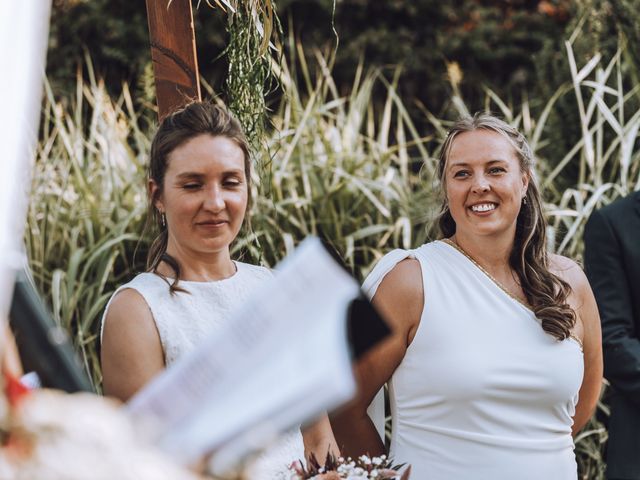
[126,237,358,470]
[0,1,51,343]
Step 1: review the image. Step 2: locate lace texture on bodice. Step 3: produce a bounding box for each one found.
[101,262,305,479]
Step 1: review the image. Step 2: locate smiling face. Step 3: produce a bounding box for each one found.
[444,129,529,240]
[151,134,248,260]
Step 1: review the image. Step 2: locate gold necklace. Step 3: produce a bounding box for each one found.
[441,238,531,310]
[441,238,583,351]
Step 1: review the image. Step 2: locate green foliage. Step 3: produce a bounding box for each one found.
[542,41,640,260]
[27,69,151,388]
[279,0,572,115]
[47,0,230,100]
[224,4,279,155]
[47,0,574,119]
[609,0,640,72]
[532,0,640,180]
[47,0,152,97]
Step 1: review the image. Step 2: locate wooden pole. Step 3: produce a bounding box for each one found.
[145,0,201,121]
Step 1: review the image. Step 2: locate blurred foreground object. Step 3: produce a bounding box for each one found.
[10,271,93,393]
[0,388,200,480]
[0,0,50,343]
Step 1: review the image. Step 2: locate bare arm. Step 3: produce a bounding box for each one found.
[572,273,603,435]
[101,289,165,401]
[551,255,603,435]
[330,259,423,457]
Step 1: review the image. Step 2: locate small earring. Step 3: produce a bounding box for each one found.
[522,196,528,205]
[160,212,166,227]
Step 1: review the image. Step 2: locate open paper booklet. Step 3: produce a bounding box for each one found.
[126,237,388,473]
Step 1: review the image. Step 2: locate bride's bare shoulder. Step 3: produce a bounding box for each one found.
[548,254,587,291]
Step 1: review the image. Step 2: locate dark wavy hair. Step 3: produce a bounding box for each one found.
[436,112,575,341]
[146,101,252,294]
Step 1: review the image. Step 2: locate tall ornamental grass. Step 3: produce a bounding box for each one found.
[243,46,437,281]
[541,38,638,480]
[25,36,638,478]
[27,68,150,388]
[543,40,639,259]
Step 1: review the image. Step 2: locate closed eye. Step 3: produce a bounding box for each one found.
[223,174,244,187]
[182,183,202,190]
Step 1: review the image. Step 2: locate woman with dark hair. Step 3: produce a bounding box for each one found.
[331,113,602,478]
[100,101,336,478]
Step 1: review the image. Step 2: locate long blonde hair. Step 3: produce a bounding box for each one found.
[437,113,575,341]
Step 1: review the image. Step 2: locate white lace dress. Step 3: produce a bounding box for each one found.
[101,262,304,479]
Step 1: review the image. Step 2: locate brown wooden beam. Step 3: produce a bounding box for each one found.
[145,0,201,121]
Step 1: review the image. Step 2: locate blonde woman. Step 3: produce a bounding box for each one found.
[332,113,602,479]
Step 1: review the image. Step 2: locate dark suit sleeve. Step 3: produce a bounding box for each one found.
[584,208,640,406]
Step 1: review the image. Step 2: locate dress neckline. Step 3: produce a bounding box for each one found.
[151,260,242,285]
[439,238,532,312]
[438,239,583,352]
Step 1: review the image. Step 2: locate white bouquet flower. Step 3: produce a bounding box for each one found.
[289,453,410,479]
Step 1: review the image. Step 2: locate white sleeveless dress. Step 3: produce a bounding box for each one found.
[101,262,305,479]
[362,241,584,479]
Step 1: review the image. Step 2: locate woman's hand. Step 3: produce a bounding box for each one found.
[302,414,340,464]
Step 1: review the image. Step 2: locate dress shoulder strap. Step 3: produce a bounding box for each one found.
[362,249,416,300]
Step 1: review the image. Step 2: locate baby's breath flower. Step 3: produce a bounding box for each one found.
[289,453,406,479]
